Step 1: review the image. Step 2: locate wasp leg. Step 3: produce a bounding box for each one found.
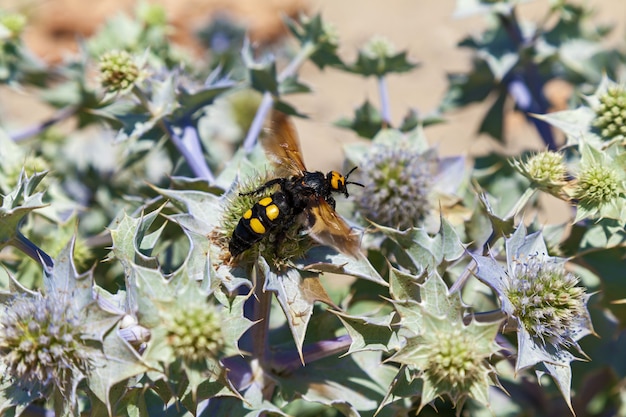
[325,195,337,210]
[239,178,285,197]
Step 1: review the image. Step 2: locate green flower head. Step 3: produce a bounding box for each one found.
[570,143,626,223]
[0,294,91,394]
[98,50,142,94]
[361,35,397,60]
[389,274,502,412]
[593,84,626,141]
[164,302,225,362]
[512,150,567,192]
[0,12,26,39]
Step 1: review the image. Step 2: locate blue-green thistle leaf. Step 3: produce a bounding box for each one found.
[0,171,48,247]
[259,257,335,364]
[332,311,395,354]
[293,246,387,286]
[276,350,396,413]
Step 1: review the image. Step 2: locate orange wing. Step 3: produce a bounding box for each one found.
[306,198,361,258]
[262,110,307,176]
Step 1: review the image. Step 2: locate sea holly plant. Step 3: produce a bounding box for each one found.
[472,225,594,413]
[0,2,625,416]
[386,272,503,413]
[443,0,625,148]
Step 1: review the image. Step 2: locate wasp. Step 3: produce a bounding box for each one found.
[229,110,363,258]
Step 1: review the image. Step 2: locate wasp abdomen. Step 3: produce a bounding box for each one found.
[229,192,292,257]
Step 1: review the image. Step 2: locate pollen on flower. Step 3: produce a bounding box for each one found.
[0,295,90,393]
[593,85,626,140]
[356,144,433,229]
[165,304,224,362]
[99,50,141,94]
[506,258,587,347]
[574,164,620,207]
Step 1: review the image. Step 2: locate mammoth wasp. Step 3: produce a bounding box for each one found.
[229,110,363,258]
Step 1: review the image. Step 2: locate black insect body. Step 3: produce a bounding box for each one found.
[228,111,363,258]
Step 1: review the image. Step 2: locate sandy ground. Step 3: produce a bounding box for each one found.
[1,0,625,222]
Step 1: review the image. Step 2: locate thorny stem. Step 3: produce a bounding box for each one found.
[10,231,54,268]
[251,268,273,366]
[378,76,391,127]
[131,85,215,182]
[243,41,318,152]
[269,334,352,375]
[9,106,77,142]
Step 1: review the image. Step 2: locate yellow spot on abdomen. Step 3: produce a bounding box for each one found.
[243,209,252,219]
[259,197,273,206]
[250,218,266,234]
[265,204,280,221]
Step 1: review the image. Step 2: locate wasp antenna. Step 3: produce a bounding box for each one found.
[345,166,359,179]
[344,166,363,187]
[347,180,365,188]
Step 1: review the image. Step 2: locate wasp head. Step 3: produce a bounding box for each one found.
[327,166,364,198]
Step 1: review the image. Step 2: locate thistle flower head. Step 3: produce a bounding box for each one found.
[574,163,621,207]
[98,50,141,94]
[423,324,490,392]
[473,225,594,389]
[389,274,502,412]
[513,150,567,191]
[163,302,224,362]
[355,143,434,229]
[0,294,90,394]
[137,3,167,27]
[593,85,626,141]
[0,12,26,39]
[506,257,587,347]
[361,35,396,59]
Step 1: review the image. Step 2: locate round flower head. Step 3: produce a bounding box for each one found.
[98,50,141,94]
[0,12,27,39]
[574,164,621,207]
[472,226,593,371]
[593,85,626,141]
[361,35,396,59]
[164,302,225,362]
[506,257,587,348]
[512,150,567,192]
[0,294,90,394]
[355,143,434,230]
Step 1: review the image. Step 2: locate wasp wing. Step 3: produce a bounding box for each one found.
[262,110,307,176]
[306,199,361,258]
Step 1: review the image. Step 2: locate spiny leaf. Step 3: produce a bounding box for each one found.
[87,326,151,415]
[151,186,222,235]
[258,257,334,364]
[109,208,164,270]
[0,171,48,247]
[332,311,395,354]
[276,350,396,413]
[295,246,387,286]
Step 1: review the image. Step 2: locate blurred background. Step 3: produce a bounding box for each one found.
[1,0,625,170]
